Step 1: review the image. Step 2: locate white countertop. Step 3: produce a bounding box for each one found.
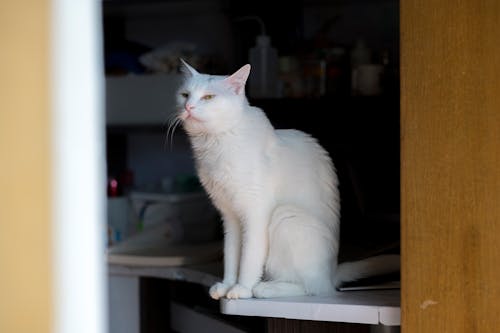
[221,289,400,326]
[110,260,400,326]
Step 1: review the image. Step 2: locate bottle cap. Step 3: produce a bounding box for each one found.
[256,35,271,47]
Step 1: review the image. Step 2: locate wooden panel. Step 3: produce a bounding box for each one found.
[0,1,52,332]
[401,0,500,332]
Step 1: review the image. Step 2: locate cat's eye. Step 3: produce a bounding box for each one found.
[201,94,215,101]
[180,92,189,98]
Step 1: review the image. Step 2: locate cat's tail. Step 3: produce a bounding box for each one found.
[333,254,400,287]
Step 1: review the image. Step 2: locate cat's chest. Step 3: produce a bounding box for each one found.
[197,151,240,191]
[195,145,255,201]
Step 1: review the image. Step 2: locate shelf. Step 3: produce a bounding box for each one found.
[111,261,400,326]
[109,255,400,326]
[109,262,222,288]
[221,289,400,326]
[106,73,182,125]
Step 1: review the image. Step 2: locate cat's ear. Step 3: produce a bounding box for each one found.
[179,58,199,77]
[223,64,251,95]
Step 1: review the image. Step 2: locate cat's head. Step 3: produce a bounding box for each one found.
[176,59,251,135]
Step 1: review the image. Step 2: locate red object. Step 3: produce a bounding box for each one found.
[107,177,120,197]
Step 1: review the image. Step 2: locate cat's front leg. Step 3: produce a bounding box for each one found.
[209,215,241,300]
[226,211,269,299]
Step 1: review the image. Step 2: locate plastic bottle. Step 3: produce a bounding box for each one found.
[350,39,375,96]
[248,34,279,98]
[350,39,372,68]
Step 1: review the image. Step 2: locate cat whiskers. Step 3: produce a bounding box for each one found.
[164,113,183,150]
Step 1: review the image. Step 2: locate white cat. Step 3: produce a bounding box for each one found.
[174,60,399,299]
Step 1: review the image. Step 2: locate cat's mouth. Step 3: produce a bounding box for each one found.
[186,114,200,121]
[179,111,204,126]
[181,110,202,123]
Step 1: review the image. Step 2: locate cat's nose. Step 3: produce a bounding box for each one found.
[185,103,195,112]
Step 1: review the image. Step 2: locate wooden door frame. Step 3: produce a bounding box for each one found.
[401,1,500,331]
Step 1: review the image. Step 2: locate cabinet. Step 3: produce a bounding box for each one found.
[401,1,500,331]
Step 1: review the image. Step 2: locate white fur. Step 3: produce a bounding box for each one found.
[175,61,399,299]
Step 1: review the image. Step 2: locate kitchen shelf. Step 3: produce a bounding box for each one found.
[110,258,400,327]
[221,289,400,326]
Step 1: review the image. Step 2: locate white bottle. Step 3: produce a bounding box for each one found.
[248,35,279,98]
[351,39,371,68]
[351,39,373,95]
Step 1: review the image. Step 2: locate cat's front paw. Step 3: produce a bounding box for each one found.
[226,284,253,299]
[209,282,232,300]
